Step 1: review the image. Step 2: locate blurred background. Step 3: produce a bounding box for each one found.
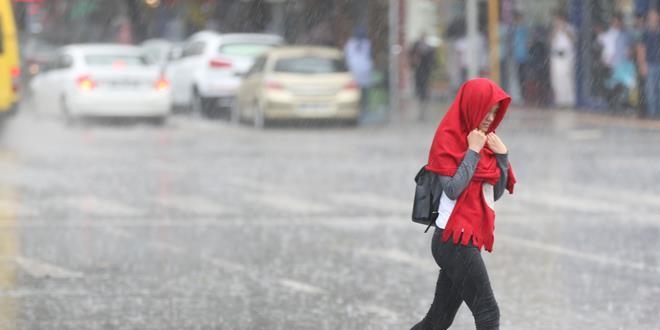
[0,0,659,329]
[8,0,660,122]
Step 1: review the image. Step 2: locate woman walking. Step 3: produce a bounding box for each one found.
[410,78,516,330]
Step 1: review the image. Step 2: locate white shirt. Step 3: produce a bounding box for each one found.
[344,38,373,87]
[436,183,495,229]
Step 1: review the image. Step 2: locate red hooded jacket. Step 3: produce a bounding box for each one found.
[426,78,516,252]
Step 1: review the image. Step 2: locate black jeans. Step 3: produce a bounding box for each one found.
[410,228,499,330]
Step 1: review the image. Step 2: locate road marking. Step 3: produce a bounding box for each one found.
[566,183,660,209]
[149,241,185,254]
[329,245,433,271]
[102,226,132,238]
[224,177,265,191]
[58,196,143,216]
[566,129,603,141]
[102,226,185,254]
[14,256,84,279]
[330,192,410,213]
[157,195,228,214]
[257,194,330,213]
[515,190,630,213]
[532,180,660,208]
[498,234,660,274]
[278,279,326,295]
[357,304,399,321]
[0,288,89,298]
[201,254,248,273]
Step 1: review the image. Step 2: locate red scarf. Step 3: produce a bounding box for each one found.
[425,78,516,252]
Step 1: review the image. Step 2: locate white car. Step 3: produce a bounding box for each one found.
[29,44,171,124]
[165,31,283,116]
[141,38,179,72]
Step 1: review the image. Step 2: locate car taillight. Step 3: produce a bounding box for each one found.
[154,77,170,91]
[77,75,96,91]
[344,80,359,91]
[11,66,20,93]
[10,67,20,78]
[265,80,284,90]
[209,59,232,69]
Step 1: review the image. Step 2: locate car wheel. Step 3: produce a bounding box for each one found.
[191,89,215,118]
[344,118,359,127]
[60,97,76,126]
[148,116,167,126]
[252,102,265,129]
[191,90,203,117]
[230,101,240,125]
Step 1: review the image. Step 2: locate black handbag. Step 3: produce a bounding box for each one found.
[411,165,443,233]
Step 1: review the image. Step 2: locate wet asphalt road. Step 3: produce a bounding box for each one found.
[0,107,659,330]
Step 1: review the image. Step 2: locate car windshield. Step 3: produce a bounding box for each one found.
[84,54,149,66]
[274,56,347,74]
[219,43,275,57]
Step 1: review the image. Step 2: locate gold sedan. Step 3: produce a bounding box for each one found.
[234,46,361,128]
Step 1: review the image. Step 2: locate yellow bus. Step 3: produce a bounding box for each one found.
[0,0,19,118]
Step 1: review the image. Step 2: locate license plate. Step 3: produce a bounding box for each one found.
[106,81,143,89]
[298,103,330,112]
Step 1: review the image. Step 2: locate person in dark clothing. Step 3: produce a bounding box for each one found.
[409,33,437,118]
[527,26,553,107]
[511,11,531,103]
[637,9,660,118]
[410,78,516,330]
[633,14,647,117]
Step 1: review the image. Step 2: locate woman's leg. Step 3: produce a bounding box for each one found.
[410,270,463,330]
[435,236,500,330]
[411,229,463,330]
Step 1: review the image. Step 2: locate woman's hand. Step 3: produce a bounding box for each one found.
[487,133,508,154]
[467,129,487,153]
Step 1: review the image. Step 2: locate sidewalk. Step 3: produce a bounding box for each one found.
[381,97,660,130]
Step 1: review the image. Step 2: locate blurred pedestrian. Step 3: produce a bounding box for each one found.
[637,9,660,118]
[632,14,647,116]
[528,26,553,107]
[409,32,437,118]
[599,13,631,73]
[454,32,488,87]
[511,11,530,103]
[344,26,373,113]
[445,18,467,94]
[498,18,510,92]
[599,13,634,110]
[550,11,576,108]
[410,78,516,330]
[592,21,610,98]
[604,51,637,111]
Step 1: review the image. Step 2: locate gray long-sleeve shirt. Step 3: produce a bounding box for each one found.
[438,150,509,201]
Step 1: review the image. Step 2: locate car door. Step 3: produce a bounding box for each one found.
[48,53,75,113]
[171,40,206,106]
[34,52,73,114]
[165,46,185,105]
[238,55,267,118]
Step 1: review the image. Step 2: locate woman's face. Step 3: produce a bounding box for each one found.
[479,104,499,132]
